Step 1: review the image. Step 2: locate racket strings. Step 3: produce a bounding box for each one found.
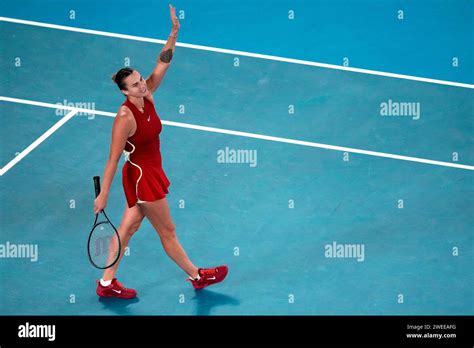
[88,220,120,268]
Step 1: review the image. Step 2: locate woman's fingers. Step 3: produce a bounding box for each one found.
[94,197,105,214]
[169,5,179,28]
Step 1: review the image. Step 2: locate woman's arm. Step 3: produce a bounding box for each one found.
[146,4,180,94]
[94,107,134,214]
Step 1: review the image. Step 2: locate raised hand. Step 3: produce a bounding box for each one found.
[169,4,180,33]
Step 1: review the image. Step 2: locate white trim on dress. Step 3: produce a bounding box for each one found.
[123,141,147,204]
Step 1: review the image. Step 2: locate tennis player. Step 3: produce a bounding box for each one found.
[93,4,228,299]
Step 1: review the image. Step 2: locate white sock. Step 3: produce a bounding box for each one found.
[100,278,112,287]
[189,274,200,281]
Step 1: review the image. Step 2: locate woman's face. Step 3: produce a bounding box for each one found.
[122,70,148,97]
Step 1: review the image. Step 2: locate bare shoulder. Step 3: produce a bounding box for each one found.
[117,105,133,119]
[115,105,137,137]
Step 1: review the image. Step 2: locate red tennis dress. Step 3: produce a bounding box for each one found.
[122,97,170,208]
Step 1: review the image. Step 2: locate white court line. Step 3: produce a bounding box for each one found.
[0,108,78,176]
[1,16,473,89]
[2,96,473,171]
[0,96,115,117]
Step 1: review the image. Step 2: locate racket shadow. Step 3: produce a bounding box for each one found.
[191,290,240,315]
[98,296,140,315]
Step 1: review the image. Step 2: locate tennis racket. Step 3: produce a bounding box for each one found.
[87,176,121,269]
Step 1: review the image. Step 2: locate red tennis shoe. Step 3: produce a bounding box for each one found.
[96,278,137,299]
[188,265,228,290]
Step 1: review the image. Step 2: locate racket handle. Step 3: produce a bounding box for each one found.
[93,176,101,198]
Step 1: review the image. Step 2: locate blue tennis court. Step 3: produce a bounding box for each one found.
[1,1,473,316]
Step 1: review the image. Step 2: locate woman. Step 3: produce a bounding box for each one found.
[93,4,228,299]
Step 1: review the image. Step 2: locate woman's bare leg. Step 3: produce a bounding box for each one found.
[139,198,199,278]
[102,204,145,281]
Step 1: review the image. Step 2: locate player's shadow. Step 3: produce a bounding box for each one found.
[191,290,240,315]
[98,296,140,315]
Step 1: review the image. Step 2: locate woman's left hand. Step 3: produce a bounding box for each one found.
[169,4,180,33]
